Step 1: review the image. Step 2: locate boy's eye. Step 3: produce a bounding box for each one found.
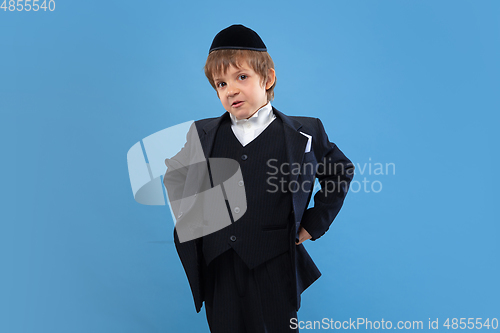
[216,82,226,88]
[238,75,247,80]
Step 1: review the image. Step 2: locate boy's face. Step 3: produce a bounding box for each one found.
[213,61,275,120]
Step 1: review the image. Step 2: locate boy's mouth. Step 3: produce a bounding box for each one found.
[232,101,244,108]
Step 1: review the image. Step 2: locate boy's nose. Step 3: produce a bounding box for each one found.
[227,84,239,97]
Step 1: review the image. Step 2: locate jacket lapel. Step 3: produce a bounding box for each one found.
[272,107,309,185]
[200,113,229,158]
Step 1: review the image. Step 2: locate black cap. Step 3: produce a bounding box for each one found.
[209,24,267,54]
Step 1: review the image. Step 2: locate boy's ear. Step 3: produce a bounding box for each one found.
[265,68,276,90]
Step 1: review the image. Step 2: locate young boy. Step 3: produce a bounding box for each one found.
[164,24,354,333]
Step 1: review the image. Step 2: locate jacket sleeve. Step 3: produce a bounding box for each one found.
[163,121,206,313]
[163,122,194,216]
[299,118,355,240]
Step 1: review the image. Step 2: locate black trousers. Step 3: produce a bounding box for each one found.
[203,248,298,333]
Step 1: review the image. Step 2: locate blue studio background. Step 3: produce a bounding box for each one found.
[2,1,499,332]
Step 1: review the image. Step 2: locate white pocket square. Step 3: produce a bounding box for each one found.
[299,132,312,153]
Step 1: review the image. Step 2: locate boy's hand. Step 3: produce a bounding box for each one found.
[295,226,312,245]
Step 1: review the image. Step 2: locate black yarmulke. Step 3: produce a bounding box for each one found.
[209,24,267,54]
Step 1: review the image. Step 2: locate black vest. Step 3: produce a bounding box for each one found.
[203,116,293,269]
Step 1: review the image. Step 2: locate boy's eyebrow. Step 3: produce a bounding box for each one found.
[213,68,248,82]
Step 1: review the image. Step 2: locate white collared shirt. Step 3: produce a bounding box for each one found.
[228,101,276,147]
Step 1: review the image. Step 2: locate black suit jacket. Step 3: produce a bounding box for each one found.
[164,107,354,312]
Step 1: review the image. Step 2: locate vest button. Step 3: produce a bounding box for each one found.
[241,154,248,161]
[234,207,240,214]
[238,180,244,186]
[230,235,237,242]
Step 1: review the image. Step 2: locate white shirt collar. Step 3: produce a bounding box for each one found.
[229,101,273,128]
